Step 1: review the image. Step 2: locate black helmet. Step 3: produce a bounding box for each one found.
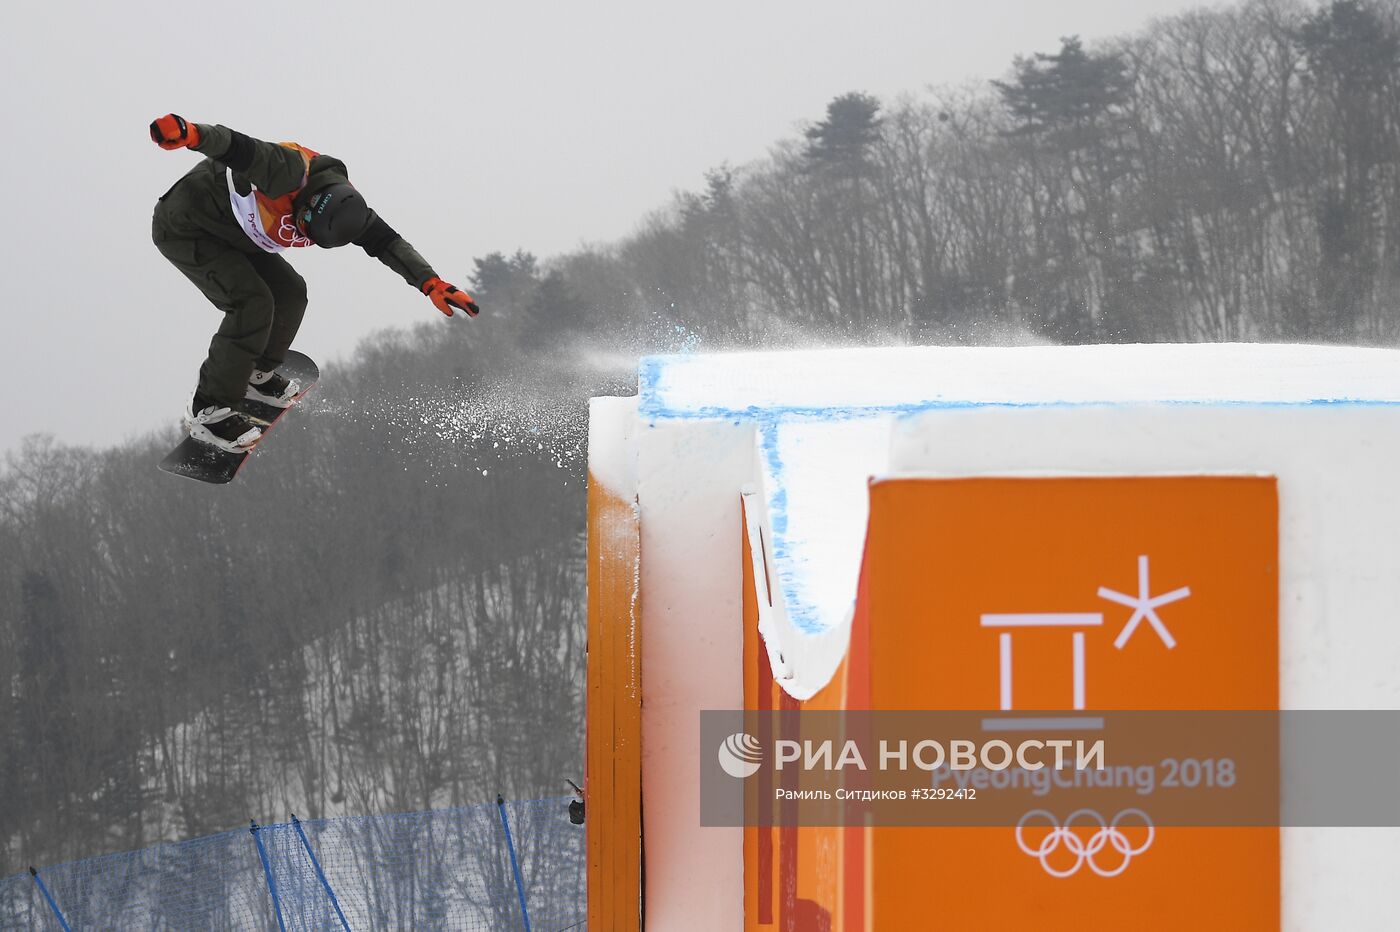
[296,183,371,248]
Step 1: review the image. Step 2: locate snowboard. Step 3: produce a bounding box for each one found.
[158,351,320,485]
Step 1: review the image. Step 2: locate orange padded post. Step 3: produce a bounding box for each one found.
[587,476,642,931]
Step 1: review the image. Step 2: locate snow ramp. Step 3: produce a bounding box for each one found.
[586,344,1400,931]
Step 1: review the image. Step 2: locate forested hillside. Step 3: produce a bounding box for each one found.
[0,322,600,873]
[540,0,1400,347]
[6,0,1400,874]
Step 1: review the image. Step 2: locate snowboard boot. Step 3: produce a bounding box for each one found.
[185,392,263,452]
[246,368,302,409]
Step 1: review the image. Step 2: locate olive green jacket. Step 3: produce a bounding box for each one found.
[156,123,436,289]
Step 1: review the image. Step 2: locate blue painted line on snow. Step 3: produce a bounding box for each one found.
[639,396,1400,423]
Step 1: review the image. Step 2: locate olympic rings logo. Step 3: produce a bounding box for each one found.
[277,214,314,248]
[1015,809,1154,878]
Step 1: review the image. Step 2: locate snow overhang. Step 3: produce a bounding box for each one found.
[637,342,1400,700]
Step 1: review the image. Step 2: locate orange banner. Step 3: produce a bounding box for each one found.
[864,476,1279,930]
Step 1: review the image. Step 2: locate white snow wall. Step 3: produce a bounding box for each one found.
[635,414,750,931]
[591,343,1400,931]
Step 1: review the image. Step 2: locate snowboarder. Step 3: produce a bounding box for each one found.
[150,113,480,451]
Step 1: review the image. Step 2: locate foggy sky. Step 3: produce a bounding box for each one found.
[0,0,1223,453]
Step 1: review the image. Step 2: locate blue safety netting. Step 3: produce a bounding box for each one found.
[0,797,584,931]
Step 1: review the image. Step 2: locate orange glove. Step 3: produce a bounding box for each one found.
[149,113,200,150]
[422,276,480,318]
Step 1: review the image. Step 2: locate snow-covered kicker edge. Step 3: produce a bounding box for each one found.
[640,343,1400,420]
[588,396,639,500]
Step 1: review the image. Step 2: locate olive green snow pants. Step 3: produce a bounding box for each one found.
[152,209,307,406]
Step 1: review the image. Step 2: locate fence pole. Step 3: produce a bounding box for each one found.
[250,820,288,932]
[291,814,352,931]
[28,867,72,932]
[496,795,533,932]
